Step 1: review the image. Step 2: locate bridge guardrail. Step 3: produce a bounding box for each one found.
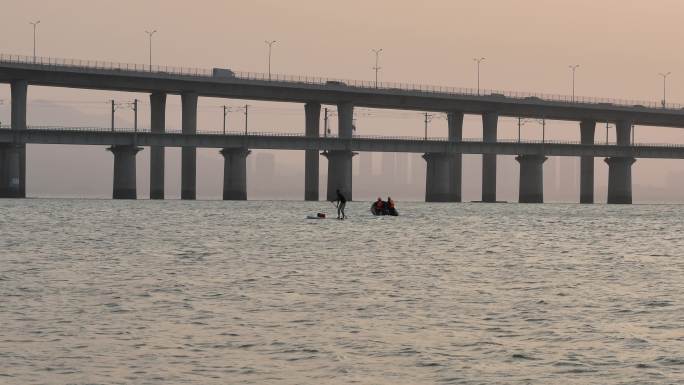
[2,124,684,149]
[1,53,682,111]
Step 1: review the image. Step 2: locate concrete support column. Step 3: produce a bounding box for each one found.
[150,92,166,200]
[605,120,636,204]
[423,152,452,202]
[324,150,354,201]
[108,145,142,199]
[337,102,354,138]
[181,92,198,200]
[0,144,23,198]
[304,102,321,201]
[579,120,596,204]
[220,148,250,200]
[2,80,28,198]
[516,154,547,203]
[448,111,464,202]
[605,157,636,204]
[482,112,498,202]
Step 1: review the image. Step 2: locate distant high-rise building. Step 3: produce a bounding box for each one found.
[396,152,409,185]
[382,152,397,182]
[255,152,275,181]
[558,156,579,201]
[360,152,373,178]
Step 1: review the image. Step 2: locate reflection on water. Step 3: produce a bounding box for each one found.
[1,199,684,384]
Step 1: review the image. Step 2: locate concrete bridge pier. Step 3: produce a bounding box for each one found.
[482,112,498,202]
[605,157,636,204]
[448,111,464,202]
[150,92,166,199]
[304,102,321,201]
[516,154,547,203]
[181,92,198,200]
[0,80,28,198]
[606,120,635,204]
[579,120,596,203]
[423,152,452,202]
[0,144,23,197]
[108,145,142,199]
[324,150,354,201]
[323,102,355,201]
[220,148,250,200]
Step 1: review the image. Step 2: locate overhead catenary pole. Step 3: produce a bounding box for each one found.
[424,112,432,140]
[265,40,276,81]
[111,100,116,131]
[244,104,249,134]
[518,117,522,142]
[473,57,485,95]
[372,48,383,88]
[133,99,138,132]
[145,30,157,70]
[323,107,329,137]
[569,64,580,102]
[223,105,229,134]
[659,72,671,108]
[30,20,40,61]
[606,122,609,144]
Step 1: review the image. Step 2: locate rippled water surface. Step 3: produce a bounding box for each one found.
[1,199,684,384]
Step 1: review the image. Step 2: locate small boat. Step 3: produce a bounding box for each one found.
[370,203,398,216]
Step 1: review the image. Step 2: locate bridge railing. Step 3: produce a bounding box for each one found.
[2,53,682,111]
[3,124,684,149]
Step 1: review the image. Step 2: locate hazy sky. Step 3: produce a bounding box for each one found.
[2,0,684,200]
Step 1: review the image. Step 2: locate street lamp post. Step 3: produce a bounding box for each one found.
[372,48,383,88]
[473,57,485,95]
[145,30,157,70]
[659,72,671,108]
[29,20,40,61]
[265,40,276,81]
[569,64,580,102]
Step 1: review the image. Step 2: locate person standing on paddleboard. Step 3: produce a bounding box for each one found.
[333,189,347,219]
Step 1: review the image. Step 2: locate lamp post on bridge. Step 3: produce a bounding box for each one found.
[473,57,485,95]
[29,20,40,62]
[265,40,276,81]
[569,64,580,102]
[372,48,383,88]
[145,30,157,70]
[659,72,671,108]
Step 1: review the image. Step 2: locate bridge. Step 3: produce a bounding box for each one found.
[2,53,684,203]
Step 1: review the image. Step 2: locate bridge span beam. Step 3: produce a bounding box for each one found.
[150,92,166,199]
[304,102,320,201]
[606,120,635,204]
[482,112,498,202]
[580,120,596,203]
[516,154,547,203]
[448,111,464,202]
[0,80,28,198]
[220,148,250,200]
[108,145,142,199]
[181,92,198,200]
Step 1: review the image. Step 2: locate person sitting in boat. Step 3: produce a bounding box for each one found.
[387,197,397,216]
[374,197,385,212]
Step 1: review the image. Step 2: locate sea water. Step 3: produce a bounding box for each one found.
[1,199,683,384]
